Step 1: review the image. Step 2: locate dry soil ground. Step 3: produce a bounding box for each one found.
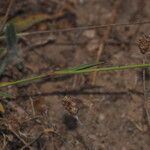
[1,0,150,150]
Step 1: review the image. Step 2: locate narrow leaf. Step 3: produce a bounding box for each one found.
[60,62,102,73]
[0,63,150,88]
[0,92,14,99]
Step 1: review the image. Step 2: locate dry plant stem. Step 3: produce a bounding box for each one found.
[0,0,15,33]
[15,21,150,36]
[92,43,104,84]
[128,0,145,51]
[20,133,44,150]
[2,133,7,150]
[0,21,150,40]
[8,125,33,150]
[142,56,150,127]
[92,0,122,84]
[30,97,36,116]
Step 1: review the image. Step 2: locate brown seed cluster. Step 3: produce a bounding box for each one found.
[137,34,150,54]
[62,96,79,115]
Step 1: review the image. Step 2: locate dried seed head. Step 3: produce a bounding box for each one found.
[137,34,150,54]
[62,96,79,115]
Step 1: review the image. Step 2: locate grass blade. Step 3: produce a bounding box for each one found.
[0,63,150,88]
[57,62,102,73]
[0,92,14,99]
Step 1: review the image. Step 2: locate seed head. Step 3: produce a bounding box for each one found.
[137,34,150,54]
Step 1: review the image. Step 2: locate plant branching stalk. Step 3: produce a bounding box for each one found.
[0,63,150,88]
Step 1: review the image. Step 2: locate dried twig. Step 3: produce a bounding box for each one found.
[20,132,43,150]
[92,0,122,84]
[0,21,150,40]
[8,125,33,150]
[30,97,36,116]
[2,133,7,150]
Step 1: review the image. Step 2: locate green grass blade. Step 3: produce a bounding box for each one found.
[55,63,150,74]
[0,63,150,88]
[57,62,102,73]
[0,92,14,99]
[0,74,47,87]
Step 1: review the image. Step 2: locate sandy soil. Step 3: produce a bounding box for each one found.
[1,0,150,150]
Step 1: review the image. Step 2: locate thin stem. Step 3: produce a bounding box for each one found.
[1,21,150,40]
[1,63,150,88]
[0,74,47,87]
[142,56,150,127]
[55,63,150,74]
